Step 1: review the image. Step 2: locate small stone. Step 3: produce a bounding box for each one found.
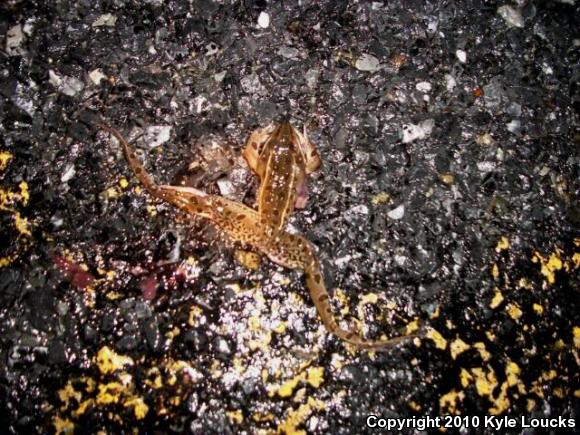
[348,204,369,215]
[387,204,405,220]
[92,13,117,28]
[49,70,84,96]
[416,81,432,93]
[217,179,234,196]
[506,102,522,117]
[497,5,524,28]
[257,11,270,29]
[506,119,521,135]
[355,53,381,72]
[539,166,550,176]
[6,24,25,56]
[205,42,219,56]
[455,49,467,63]
[61,164,76,182]
[475,133,494,146]
[278,46,300,59]
[439,173,455,185]
[214,71,227,82]
[445,74,456,91]
[401,119,435,143]
[305,69,319,89]
[143,126,172,148]
[89,68,107,85]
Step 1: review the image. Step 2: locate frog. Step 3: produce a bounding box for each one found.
[242,122,321,229]
[99,122,419,350]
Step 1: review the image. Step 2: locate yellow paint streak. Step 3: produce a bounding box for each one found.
[460,368,472,388]
[371,191,391,205]
[427,328,447,350]
[450,338,470,360]
[306,367,324,388]
[124,397,149,420]
[276,376,302,398]
[72,399,94,418]
[52,415,75,435]
[439,389,464,415]
[491,263,499,279]
[95,346,134,375]
[188,305,204,327]
[439,173,455,185]
[572,252,580,268]
[506,303,523,320]
[406,319,421,334]
[268,366,325,398]
[532,250,567,285]
[430,304,440,319]
[227,409,243,424]
[96,382,123,405]
[19,182,29,204]
[495,236,509,253]
[473,342,491,361]
[574,326,580,349]
[0,151,12,171]
[58,381,82,410]
[471,367,498,397]
[277,397,325,435]
[489,289,504,309]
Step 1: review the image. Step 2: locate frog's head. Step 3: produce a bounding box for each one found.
[242,122,321,177]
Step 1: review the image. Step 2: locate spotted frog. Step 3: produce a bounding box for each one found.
[100,122,418,350]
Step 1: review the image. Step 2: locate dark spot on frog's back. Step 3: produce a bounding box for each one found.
[314,274,322,284]
[251,141,258,149]
[318,294,329,302]
[236,214,245,221]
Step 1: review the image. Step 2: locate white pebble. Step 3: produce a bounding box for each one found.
[401,119,435,143]
[348,204,369,215]
[144,126,172,148]
[49,70,84,96]
[445,74,456,91]
[355,53,381,72]
[416,81,432,93]
[89,68,107,85]
[92,13,117,28]
[497,5,524,28]
[506,119,521,134]
[456,49,467,63]
[387,204,405,220]
[61,164,76,182]
[257,11,270,29]
[6,24,25,56]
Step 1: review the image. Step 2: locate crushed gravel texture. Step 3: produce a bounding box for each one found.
[0,0,578,433]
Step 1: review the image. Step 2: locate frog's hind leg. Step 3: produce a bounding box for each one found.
[156,185,214,219]
[297,242,419,351]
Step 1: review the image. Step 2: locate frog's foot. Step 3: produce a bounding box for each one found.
[235,250,262,270]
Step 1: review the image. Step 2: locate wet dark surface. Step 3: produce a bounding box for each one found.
[1,0,579,433]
